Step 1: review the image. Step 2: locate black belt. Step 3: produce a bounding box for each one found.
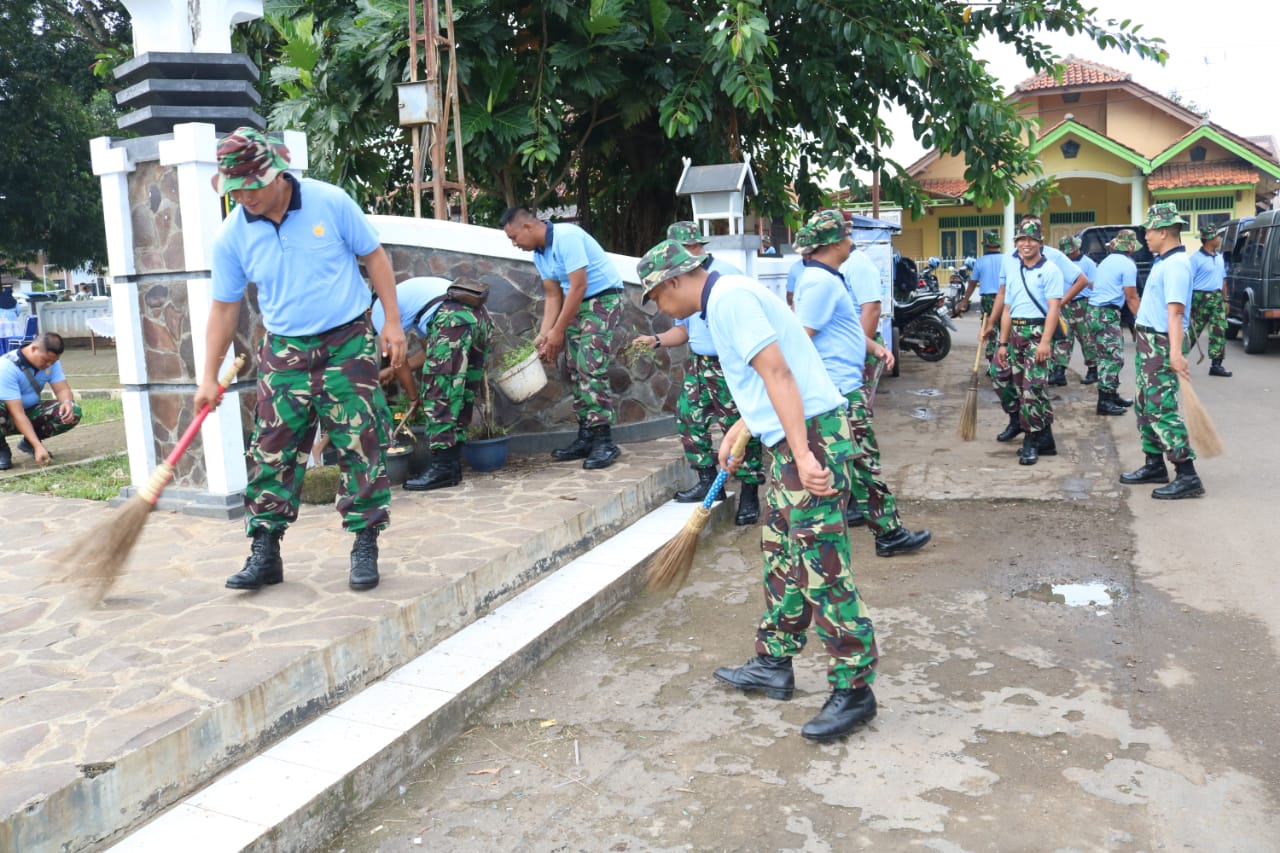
[583,288,623,302]
[275,314,364,339]
[1135,324,1164,334]
[1010,317,1045,326]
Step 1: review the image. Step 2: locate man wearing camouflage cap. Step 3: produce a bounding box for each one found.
[793,210,930,556]
[1186,223,1232,378]
[637,237,879,742]
[630,222,764,524]
[1057,235,1100,385]
[1084,230,1141,416]
[196,127,407,593]
[1119,203,1204,498]
[993,217,1064,465]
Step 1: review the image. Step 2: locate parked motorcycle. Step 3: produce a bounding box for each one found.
[890,280,952,375]
[946,257,975,318]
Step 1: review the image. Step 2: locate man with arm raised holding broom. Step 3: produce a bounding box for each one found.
[196,128,407,592]
[637,238,879,742]
[1119,203,1205,499]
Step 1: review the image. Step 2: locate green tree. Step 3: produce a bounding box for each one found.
[245,0,1166,255]
[0,1,128,270]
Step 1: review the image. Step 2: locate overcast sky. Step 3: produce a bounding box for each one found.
[872,0,1276,171]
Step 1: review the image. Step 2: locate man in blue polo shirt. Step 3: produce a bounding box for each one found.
[0,332,82,469]
[1084,230,1141,416]
[1119,203,1204,499]
[1187,224,1232,378]
[500,207,622,470]
[637,238,879,743]
[840,241,891,406]
[196,127,406,593]
[1057,235,1099,385]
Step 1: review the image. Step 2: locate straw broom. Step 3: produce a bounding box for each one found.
[59,355,246,601]
[957,313,989,441]
[646,427,752,592]
[1178,374,1224,457]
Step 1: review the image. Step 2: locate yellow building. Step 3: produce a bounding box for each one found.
[899,56,1280,261]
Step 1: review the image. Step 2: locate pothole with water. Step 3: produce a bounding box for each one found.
[1015,579,1127,608]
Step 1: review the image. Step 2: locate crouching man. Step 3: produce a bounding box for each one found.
[0,333,82,469]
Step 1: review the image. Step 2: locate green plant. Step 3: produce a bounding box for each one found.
[468,373,509,440]
[0,452,129,501]
[77,397,123,427]
[497,340,537,372]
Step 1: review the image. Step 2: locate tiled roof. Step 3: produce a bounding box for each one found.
[917,178,970,198]
[1147,160,1258,191]
[1015,55,1131,91]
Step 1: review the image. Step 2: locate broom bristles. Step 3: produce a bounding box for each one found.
[1179,375,1224,457]
[645,505,712,591]
[57,494,155,602]
[958,376,981,441]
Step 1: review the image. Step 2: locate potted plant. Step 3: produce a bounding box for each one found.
[463,373,510,472]
[493,338,546,402]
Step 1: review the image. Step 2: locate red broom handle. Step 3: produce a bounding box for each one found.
[139,355,245,505]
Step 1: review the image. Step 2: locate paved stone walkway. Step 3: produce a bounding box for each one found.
[0,437,687,852]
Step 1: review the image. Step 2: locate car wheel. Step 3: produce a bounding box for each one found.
[1242,299,1269,354]
[1224,323,1239,340]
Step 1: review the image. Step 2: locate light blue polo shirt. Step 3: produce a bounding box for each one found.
[1190,249,1226,293]
[703,274,845,448]
[785,259,804,295]
[970,251,1005,296]
[1089,253,1136,308]
[0,352,66,409]
[532,222,622,298]
[1071,254,1097,300]
[1003,244,1081,293]
[794,261,866,395]
[370,276,451,336]
[672,255,740,356]
[212,175,382,336]
[840,250,882,316]
[1003,255,1065,319]
[1137,247,1192,332]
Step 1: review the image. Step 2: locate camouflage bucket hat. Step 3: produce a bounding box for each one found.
[982,228,1002,248]
[1058,235,1082,253]
[1111,229,1141,253]
[1015,217,1044,243]
[637,239,704,302]
[793,209,850,253]
[1198,223,1219,241]
[211,127,291,195]
[1144,202,1190,230]
[666,221,710,245]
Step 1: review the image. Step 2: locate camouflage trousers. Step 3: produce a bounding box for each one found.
[246,317,391,535]
[0,400,82,440]
[844,388,901,537]
[1084,304,1125,394]
[1187,290,1228,361]
[757,407,877,690]
[419,302,492,451]
[993,322,1054,431]
[563,291,621,428]
[861,332,887,411]
[979,294,999,366]
[1054,298,1097,370]
[676,353,764,484]
[1134,329,1194,464]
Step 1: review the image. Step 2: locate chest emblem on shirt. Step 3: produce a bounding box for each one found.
[313,224,325,237]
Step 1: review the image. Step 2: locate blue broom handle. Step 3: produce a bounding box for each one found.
[702,428,753,510]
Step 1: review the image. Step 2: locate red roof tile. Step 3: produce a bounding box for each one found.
[1016,55,1131,91]
[1147,160,1258,191]
[918,178,970,198]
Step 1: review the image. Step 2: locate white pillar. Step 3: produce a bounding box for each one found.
[1003,199,1017,248]
[1131,173,1147,223]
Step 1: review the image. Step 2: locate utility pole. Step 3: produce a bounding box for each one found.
[398,0,467,221]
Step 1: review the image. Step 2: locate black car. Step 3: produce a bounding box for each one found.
[1075,224,1153,291]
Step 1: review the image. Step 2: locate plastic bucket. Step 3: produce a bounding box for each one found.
[494,351,546,403]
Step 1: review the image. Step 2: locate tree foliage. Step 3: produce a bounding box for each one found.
[238,0,1166,255]
[0,1,128,269]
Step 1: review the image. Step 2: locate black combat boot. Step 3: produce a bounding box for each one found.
[1152,460,1205,500]
[713,655,795,700]
[735,483,760,525]
[1018,432,1039,465]
[1209,360,1232,378]
[1037,426,1057,456]
[875,526,931,557]
[800,687,877,741]
[996,410,1023,443]
[1050,365,1068,386]
[403,445,462,491]
[674,467,720,503]
[551,420,593,461]
[1120,453,1169,485]
[1081,365,1099,385]
[226,529,284,590]
[582,424,621,470]
[1113,391,1134,407]
[1096,390,1127,416]
[845,494,866,527]
[0,436,11,471]
[349,527,380,590]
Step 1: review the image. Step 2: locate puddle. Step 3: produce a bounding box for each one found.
[910,388,943,397]
[909,406,935,421]
[1015,580,1125,607]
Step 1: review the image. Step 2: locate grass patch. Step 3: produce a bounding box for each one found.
[77,397,123,427]
[0,452,130,501]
